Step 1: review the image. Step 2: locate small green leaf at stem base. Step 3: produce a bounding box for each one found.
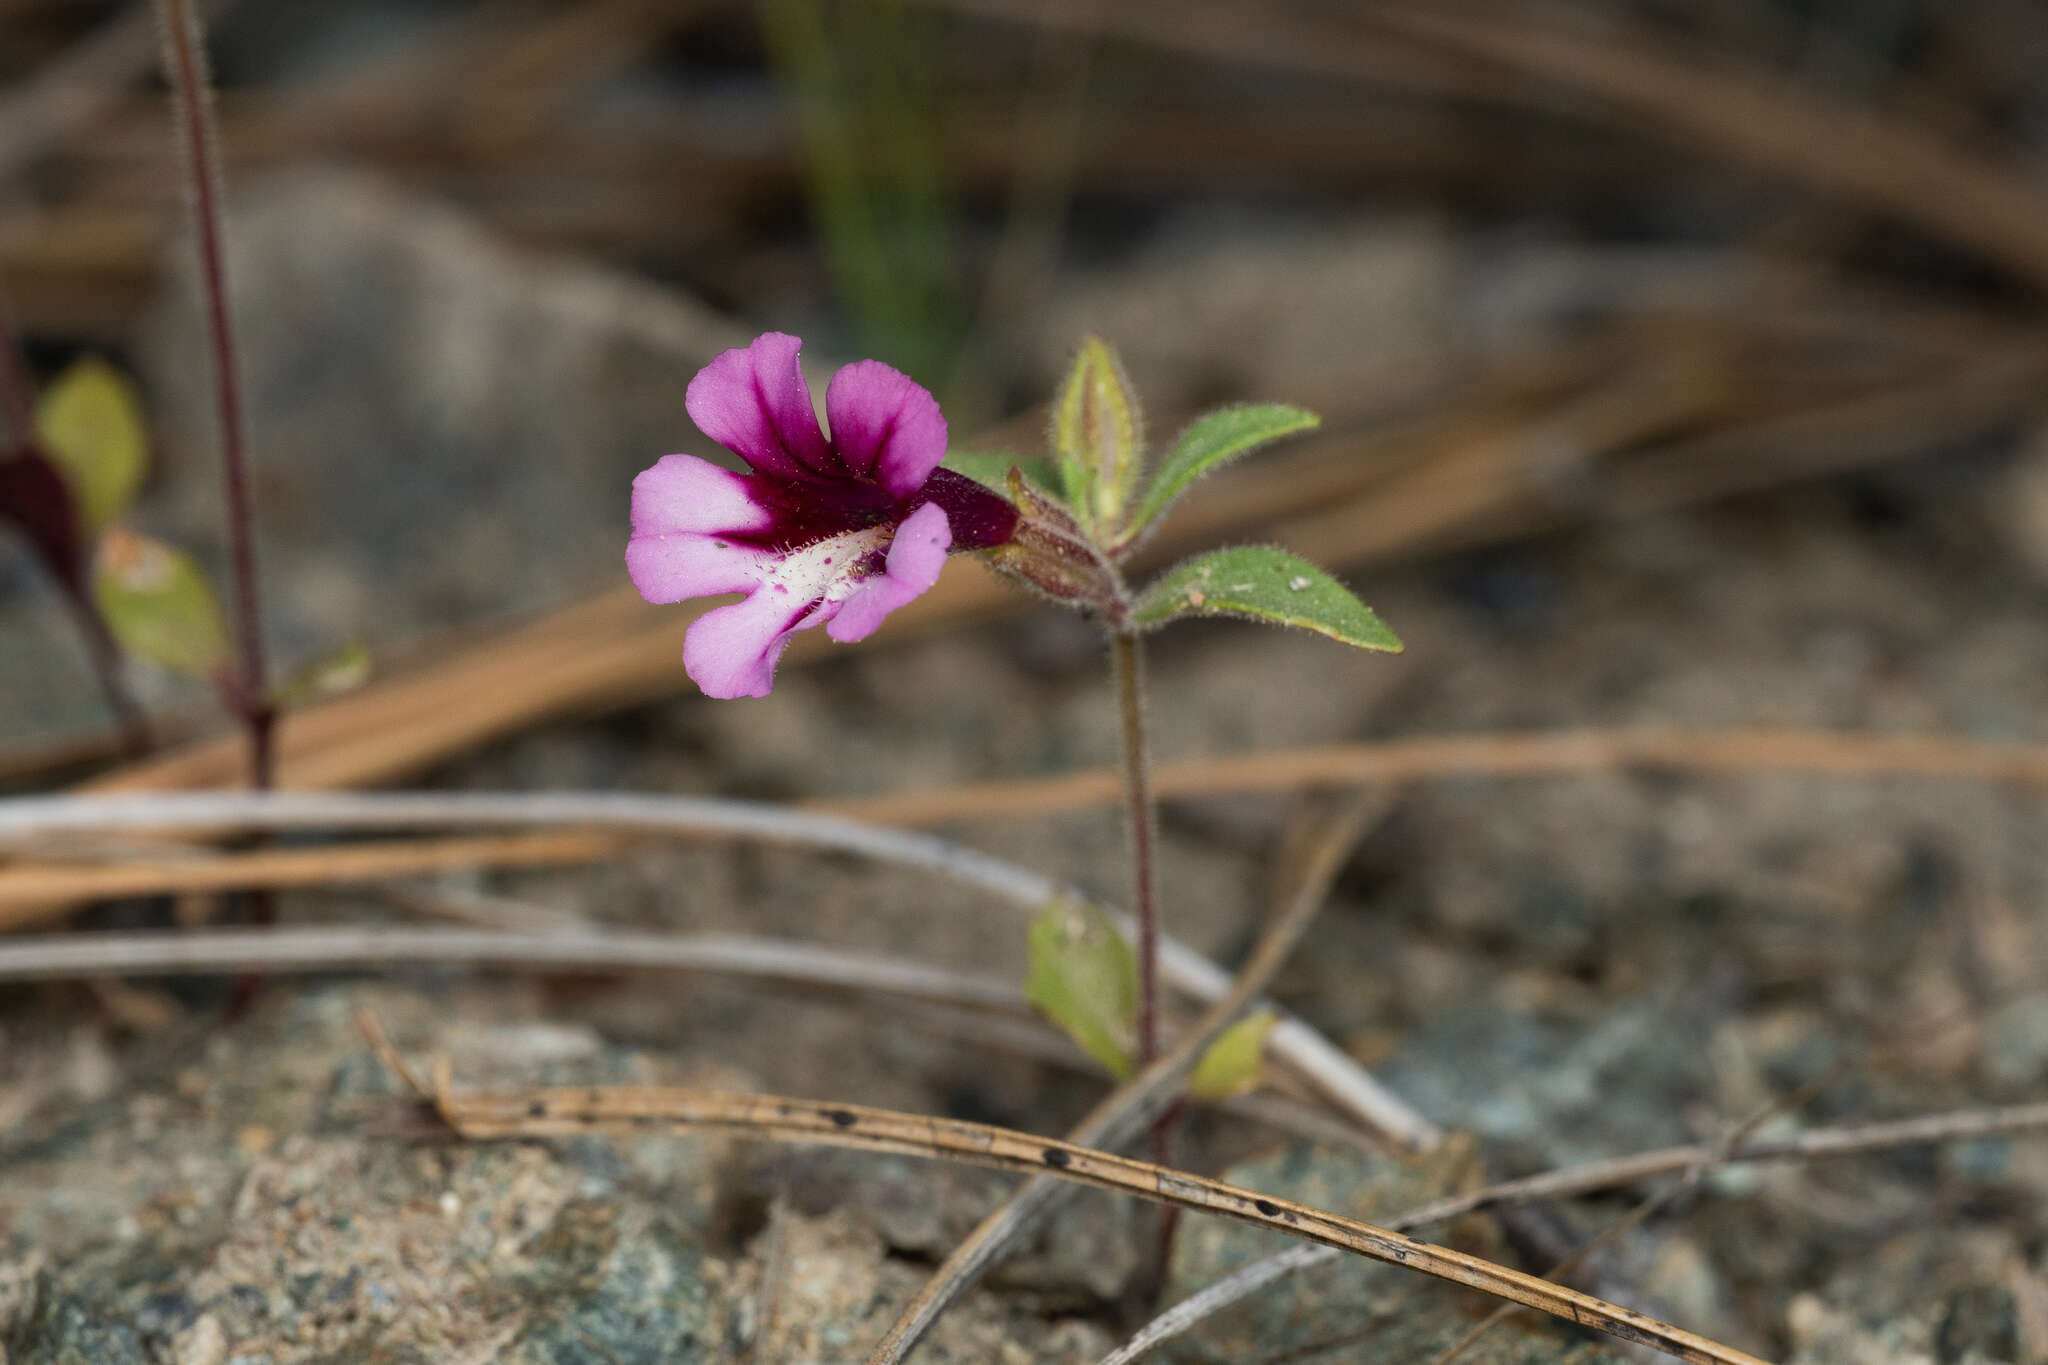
[92,527,230,678]
[1127,403,1319,544]
[1025,897,1138,1078]
[941,448,1061,497]
[1132,546,1402,651]
[275,639,371,709]
[35,357,148,533]
[1187,1009,1278,1101]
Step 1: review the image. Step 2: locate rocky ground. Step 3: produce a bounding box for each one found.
[6,171,2048,1362]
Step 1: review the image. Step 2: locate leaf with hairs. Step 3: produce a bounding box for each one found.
[1128,404,1318,539]
[36,357,148,532]
[1187,1009,1278,1101]
[1132,546,1401,651]
[1025,898,1137,1078]
[92,529,228,678]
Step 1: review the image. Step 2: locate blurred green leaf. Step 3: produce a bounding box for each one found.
[1025,897,1137,1078]
[1132,546,1402,651]
[92,528,229,678]
[760,0,964,392]
[942,448,1060,496]
[35,357,147,532]
[276,639,371,709]
[1052,335,1142,532]
[1130,404,1319,539]
[1187,1010,1278,1101]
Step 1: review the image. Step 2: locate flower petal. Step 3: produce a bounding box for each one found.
[682,589,817,699]
[827,501,951,643]
[825,359,948,498]
[685,333,831,479]
[629,454,771,538]
[627,531,772,605]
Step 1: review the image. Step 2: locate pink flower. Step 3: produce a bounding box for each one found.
[628,333,1016,698]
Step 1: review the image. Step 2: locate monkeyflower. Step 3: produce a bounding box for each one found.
[628,333,1016,697]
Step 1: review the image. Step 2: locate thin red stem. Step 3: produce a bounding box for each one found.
[62,584,154,760]
[155,0,273,789]
[1111,627,1160,1068]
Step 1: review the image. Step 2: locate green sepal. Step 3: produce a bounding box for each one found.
[1187,1010,1278,1101]
[1025,897,1138,1078]
[1128,404,1319,541]
[91,528,230,678]
[35,356,148,533]
[1132,546,1402,651]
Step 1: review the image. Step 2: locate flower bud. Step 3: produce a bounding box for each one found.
[1052,336,1143,540]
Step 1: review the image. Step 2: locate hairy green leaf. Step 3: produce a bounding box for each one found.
[1024,898,1137,1078]
[1132,546,1402,651]
[92,529,229,678]
[1129,404,1318,539]
[35,357,148,532]
[1187,1010,1278,1101]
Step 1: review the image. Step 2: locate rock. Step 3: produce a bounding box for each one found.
[1378,993,1726,1172]
[1981,990,2048,1090]
[135,167,750,659]
[0,985,1120,1363]
[1158,1136,1629,1361]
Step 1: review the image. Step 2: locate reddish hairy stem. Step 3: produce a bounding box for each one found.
[156,0,274,1001]
[1110,628,1160,1068]
[1111,624,1180,1276]
[61,584,154,760]
[154,0,273,789]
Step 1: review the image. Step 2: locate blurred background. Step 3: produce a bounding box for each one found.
[8,2,2048,1361]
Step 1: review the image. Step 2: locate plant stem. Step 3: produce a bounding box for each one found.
[1109,628,1160,1068]
[154,0,273,789]
[1111,625,1182,1276]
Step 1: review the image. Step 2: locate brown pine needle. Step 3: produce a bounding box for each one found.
[1425,1066,1842,1365]
[15,727,2048,915]
[0,831,625,925]
[1100,1098,2048,1364]
[373,1046,1765,1365]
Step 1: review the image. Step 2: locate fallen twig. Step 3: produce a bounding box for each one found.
[18,724,2048,901]
[385,1057,1762,1365]
[0,788,1434,1148]
[0,831,625,923]
[0,925,1031,1017]
[1098,1099,2048,1363]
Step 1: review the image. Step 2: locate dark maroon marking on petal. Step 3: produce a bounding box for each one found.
[1041,1147,1071,1168]
[527,1101,548,1118]
[919,469,1019,550]
[826,1109,859,1128]
[1253,1199,1281,1217]
[711,469,896,551]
